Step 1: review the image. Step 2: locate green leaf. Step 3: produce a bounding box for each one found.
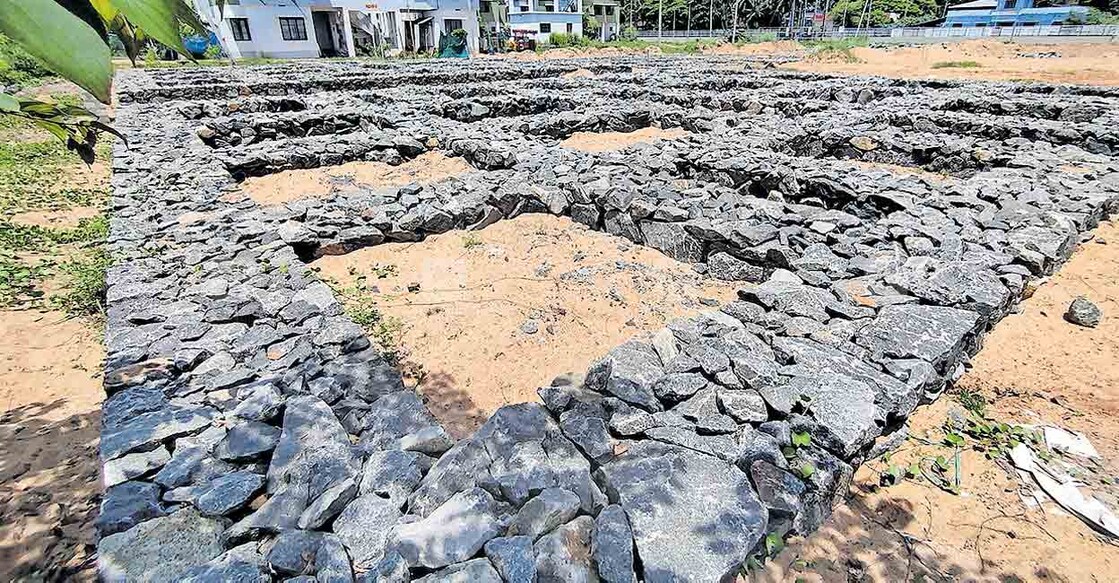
[944,432,965,447]
[0,92,18,112]
[57,0,110,42]
[791,431,812,447]
[113,0,195,57]
[798,462,816,479]
[764,532,785,556]
[0,0,112,102]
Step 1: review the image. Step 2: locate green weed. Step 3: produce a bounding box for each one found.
[50,248,110,316]
[462,233,483,249]
[931,60,981,69]
[0,250,44,306]
[954,387,988,417]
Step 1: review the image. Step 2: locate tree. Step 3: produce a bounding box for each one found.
[829,0,939,27]
[0,1,217,161]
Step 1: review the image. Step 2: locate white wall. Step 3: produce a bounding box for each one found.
[197,0,484,58]
[197,1,323,58]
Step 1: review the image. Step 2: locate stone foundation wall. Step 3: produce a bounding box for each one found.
[96,56,1119,581]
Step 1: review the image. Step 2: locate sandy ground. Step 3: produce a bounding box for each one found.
[11,207,102,229]
[498,38,1118,85]
[0,310,103,581]
[239,151,472,206]
[787,39,1119,86]
[764,221,1119,582]
[0,85,108,579]
[314,214,739,437]
[560,126,691,153]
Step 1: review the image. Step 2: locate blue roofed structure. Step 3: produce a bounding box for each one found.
[943,0,1090,27]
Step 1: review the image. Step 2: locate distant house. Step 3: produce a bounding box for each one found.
[506,0,583,43]
[588,0,621,41]
[193,0,481,58]
[942,0,1090,28]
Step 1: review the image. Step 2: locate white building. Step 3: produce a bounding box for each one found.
[587,0,620,42]
[193,0,481,58]
[505,0,582,44]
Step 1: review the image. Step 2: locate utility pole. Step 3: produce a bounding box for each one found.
[730,0,746,42]
[708,0,714,37]
[658,0,664,39]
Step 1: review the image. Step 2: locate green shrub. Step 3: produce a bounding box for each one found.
[0,34,54,88]
[1084,8,1119,25]
[547,32,591,48]
[621,25,638,41]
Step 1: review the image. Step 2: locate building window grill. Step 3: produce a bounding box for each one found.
[279,17,307,41]
[229,18,251,41]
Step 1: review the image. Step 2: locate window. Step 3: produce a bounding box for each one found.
[279,17,307,41]
[481,1,490,12]
[566,23,573,33]
[606,6,614,15]
[229,18,251,41]
[520,5,528,11]
[539,23,551,33]
[951,23,963,27]
[1003,0,1016,8]
[444,18,463,33]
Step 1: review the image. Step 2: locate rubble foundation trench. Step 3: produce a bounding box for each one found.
[97,57,1119,582]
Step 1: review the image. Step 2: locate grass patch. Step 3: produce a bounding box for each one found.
[931,60,981,69]
[50,248,110,316]
[0,121,110,215]
[0,85,111,314]
[801,37,868,50]
[0,250,45,307]
[802,39,866,64]
[325,266,406,363]
[0,215,107,252]
[462,233,483,249]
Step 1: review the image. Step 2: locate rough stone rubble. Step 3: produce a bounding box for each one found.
[97,56,1119,581]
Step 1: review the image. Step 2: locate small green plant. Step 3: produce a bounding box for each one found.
[462,233,483,249]
[0,249,43,306]
[954,388,987,417]
[50,247,109,316]
[348,294,404,363]
[371,263,397,279]
[743,531,791,572]
[948,414,1042,460]
[931,60,981,69]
